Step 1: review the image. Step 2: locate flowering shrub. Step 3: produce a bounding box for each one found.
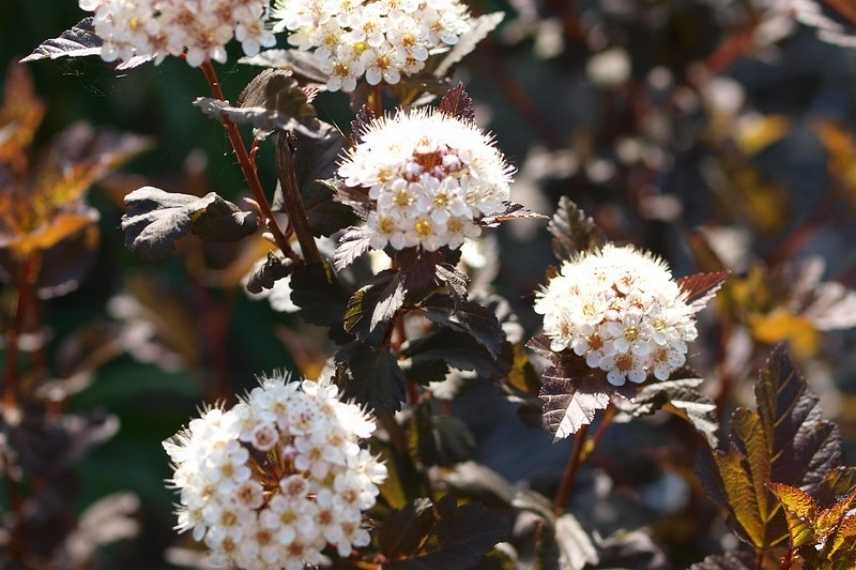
[165,375,385,568]
[6,1,856,570]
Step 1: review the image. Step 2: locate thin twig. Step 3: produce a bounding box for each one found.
[370,84,384,117]
[199,61,297,260]
[553,423,589,515]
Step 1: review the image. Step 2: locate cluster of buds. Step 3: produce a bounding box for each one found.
[164,375,386,569]
[535,245,704,386]
[79,0,276,66]
[272,0,472,92]
[337,108,514,255]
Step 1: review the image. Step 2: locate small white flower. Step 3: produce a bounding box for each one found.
[272,0,482,87]
[80,0,274,66]
[535,245,707,385]
[336,108,514,261]
[164,373,386,569]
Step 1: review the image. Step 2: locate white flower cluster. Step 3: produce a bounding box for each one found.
[338,109,514,254]
[272,0,472,92]
[535,245,703,386]
[164,374,386,570]
[79,0,276,67]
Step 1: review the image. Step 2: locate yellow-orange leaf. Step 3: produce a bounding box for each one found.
[768,482,817,548]
[3,209,98,256]
[0,63,45,165]
[750,310,819,358]
[736,115,790,155]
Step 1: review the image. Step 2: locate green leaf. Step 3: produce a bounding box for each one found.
[547,197,605,261]
[421,295,506,359]
[121,187,258,259]
[334,343,405,412]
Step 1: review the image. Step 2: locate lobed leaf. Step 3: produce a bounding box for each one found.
[344,270,406,341]
[386,498,513,570]
[195,71,321,137]
[547,197,605,262]
[122,186,258,259]
[21,18,152,69]
[437,83,475,123]
[420,295,506,359]
[244,252,294,294]
[678,271,730,313]
[614,376,718,447]
[404,329,511,382]
[334,226,374,269]
[289,262,348,328]
[334,343,405,412]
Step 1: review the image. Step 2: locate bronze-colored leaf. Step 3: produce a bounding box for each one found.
[0,63,45,165]
[547,197,605,262]
[678,271,729,313]
[1,207,98,256]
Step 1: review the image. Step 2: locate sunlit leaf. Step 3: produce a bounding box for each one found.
[122,186,259,259]
[21,18,153,69]
[2,207,98,256]
[433,12,505,77]
[678,271,729,313]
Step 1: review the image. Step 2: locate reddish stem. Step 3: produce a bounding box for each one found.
[3,255,39,409]
[553,423,589,515]
[199,61,297,260]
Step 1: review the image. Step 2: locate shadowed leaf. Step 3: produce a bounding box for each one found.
[122,187,258,259]
[290,262,348,327]
[421,295,506,359]
[614,376,718,447]
[405,329,511,382]
[244,252,294,294]
[688,551,755,570]
[334,343,405,412]
[548,197,605,261]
